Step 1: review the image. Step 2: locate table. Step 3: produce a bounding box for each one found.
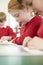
[0,42,43,65]
[0,56,43,65]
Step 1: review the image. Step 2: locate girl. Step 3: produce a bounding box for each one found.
[0,12,16,41]
[8,0,42,45]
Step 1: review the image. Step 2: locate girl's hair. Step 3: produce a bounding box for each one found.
[8,0,25,13]
[17,0,23,4]
[8,0,33,11]
[8,0,34,16]
[0,12,6,22]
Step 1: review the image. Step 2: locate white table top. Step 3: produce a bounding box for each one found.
[0,41,43,56]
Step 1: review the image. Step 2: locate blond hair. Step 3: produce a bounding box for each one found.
[8,0,34,17]
[0,12,6,22]
[8,0,26,13]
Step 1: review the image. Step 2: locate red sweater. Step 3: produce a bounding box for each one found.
[37,19,43,38]
[0,26,16,39]
[13,16,42,45]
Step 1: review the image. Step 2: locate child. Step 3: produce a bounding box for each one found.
[23,12,43,47]
[23,0,43,50]
[8,0,42,45]
[0,12,16,41]
[27,16,43,50]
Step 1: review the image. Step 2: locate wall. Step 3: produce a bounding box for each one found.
[0,0,19,28]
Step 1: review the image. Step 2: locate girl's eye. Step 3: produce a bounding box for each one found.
[14,14,19,17]
[16,14,19,17]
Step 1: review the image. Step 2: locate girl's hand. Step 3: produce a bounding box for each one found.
[23,36,32,47]
[1,36,12,41]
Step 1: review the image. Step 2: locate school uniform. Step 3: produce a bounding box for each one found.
[0,26,16,39]
[13,16,42,45]
[37,18,43,38]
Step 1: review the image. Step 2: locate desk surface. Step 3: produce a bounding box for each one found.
[0,43,43,55]
[0,41,43,65]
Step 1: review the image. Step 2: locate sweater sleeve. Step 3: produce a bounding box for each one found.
[6,26,16,39]
[13,32,26,45]
[24,16,42,37]
[37,19,43,38]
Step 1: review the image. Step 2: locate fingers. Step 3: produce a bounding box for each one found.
[23,36,32,46]
[1,36,12,41]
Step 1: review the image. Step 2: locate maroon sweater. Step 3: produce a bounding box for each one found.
[0,26,16,39]
[37,18,43,38]
[13,16,42,45]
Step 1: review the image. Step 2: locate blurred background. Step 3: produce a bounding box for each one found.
[0,0,19,29]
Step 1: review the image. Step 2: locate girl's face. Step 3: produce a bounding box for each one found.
[14,7,34,24]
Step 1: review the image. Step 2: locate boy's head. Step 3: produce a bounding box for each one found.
[32,0,43,16]
[0,12,6,22]
[0,12,6,27]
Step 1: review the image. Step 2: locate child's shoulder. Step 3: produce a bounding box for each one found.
[6,26,12,29]
[33,15,42,20]
[30,15,42,23]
